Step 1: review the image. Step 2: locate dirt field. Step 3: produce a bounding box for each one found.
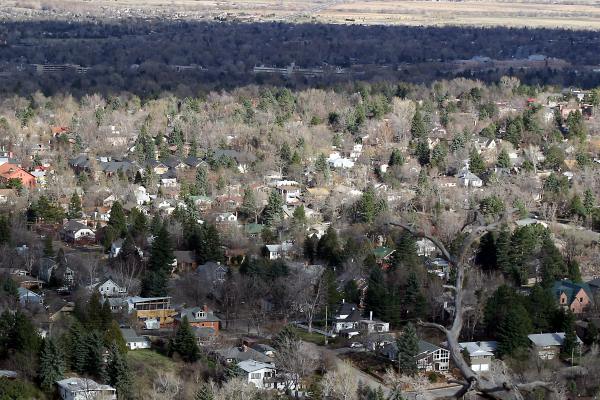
[3,0,600,29]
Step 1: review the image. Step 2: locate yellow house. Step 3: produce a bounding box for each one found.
[127,296,176,327]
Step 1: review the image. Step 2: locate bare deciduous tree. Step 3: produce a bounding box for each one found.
[389,210,556,400]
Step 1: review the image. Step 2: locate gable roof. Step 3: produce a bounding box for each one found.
[459,341,497,357]
[215,346,271,363]
[237,359,274,373]
[553,280,593,304]
[528,332,582,347]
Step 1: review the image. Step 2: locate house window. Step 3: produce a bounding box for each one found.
[196,311,206,319]
[250,373,261,379]
[579,297,583,303]
[561,297,566,304]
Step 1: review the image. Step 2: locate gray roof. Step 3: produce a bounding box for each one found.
[63,220,92,232]
[528,332,582,347]
[215,346,271,363]
[237,359,274,373]
[176,307,220,323]
[56,378,115,393]
[120,328,147,343]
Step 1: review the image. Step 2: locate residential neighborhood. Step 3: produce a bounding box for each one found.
[0,77,599,400]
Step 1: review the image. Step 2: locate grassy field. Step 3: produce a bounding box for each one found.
[5,0,600,29]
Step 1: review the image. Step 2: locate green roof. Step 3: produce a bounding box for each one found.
[553,280,593,304]
[372,246,395,259]
[245,223,264,235]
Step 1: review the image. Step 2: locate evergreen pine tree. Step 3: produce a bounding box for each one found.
[410,108,426,139]
[388,148,405,167]
[0,214,10,245]
[415,140,430,166]
[496,148,511,168]
[38,338,66,391]
[43,235,54,257]
[561,311,579,358]
[194,166,209,196]
[68,321,87,373]
[108,201,127,238]
[84,331,106,380]
[263,190,284,226]
[141,224,174,296]
[397,323,419,376]
[67,192,83,219]
[106,343,133,399]
[239,188,257,221]
[104,320,127,354]
[169,316,200,362]
[469,148,486,176]
[497,304,532,357]
[526,285,558,332]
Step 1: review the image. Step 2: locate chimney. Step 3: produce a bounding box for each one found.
[369,311,373,321]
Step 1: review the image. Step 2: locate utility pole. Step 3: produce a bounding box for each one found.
[324,305,328,345]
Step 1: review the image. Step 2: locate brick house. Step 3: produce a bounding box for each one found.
[0,163,36,188]
[553,280,593,314]
[174,305,220,332]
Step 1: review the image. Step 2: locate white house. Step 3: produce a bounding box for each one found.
[333,302,362,336]
[120,327,151,350]
[416,238,437,257]
[95,278,126,297]
[265,242,293,260]
[237,359,276,389]
[160,177,177,188]
[56,377,116,400]
[459,171,483,188]
[528,332,583,360]
[134,186,151,205]
[359,311,390,334]
[60,220,95,243]
[18,287,43,306]
[216,212,238,223]
[459,341,497,372]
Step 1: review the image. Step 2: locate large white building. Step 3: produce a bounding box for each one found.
[237,360,276,389]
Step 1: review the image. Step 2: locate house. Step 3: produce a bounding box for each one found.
[56,377,116,400]
[0,163,36,188]
[276,184,302,204]
[333,302,363,336]
[459,341,497,372]
[94,278,126,298]
[358,311,390,334]
[37,257,75,286]
[372,246,395,268]
[175,305,220,332]
[215,345,272,364]
[193,326,218,345]
[134,186,151,205]
[237,360,277,390]
[196,261,229,284]
[18,287,43,306]
[553,280,593,314]
[416,238,437,257]
[382,340,450,372]
[120,327,151,350]
[126,296,176,327]
[174,250,198,273]
[212,149,257,173]
[251,343,276,358]
[265,242,294,260]
[245,223,264,238]
[109,239,124,258]
[458,171,483,188]
[216,212,238,223]
[528,332,583,360]
[60,220,96,243]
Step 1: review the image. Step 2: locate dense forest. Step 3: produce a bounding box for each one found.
[1,20,600,96]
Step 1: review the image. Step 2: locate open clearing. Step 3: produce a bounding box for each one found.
[4,0,600,29]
